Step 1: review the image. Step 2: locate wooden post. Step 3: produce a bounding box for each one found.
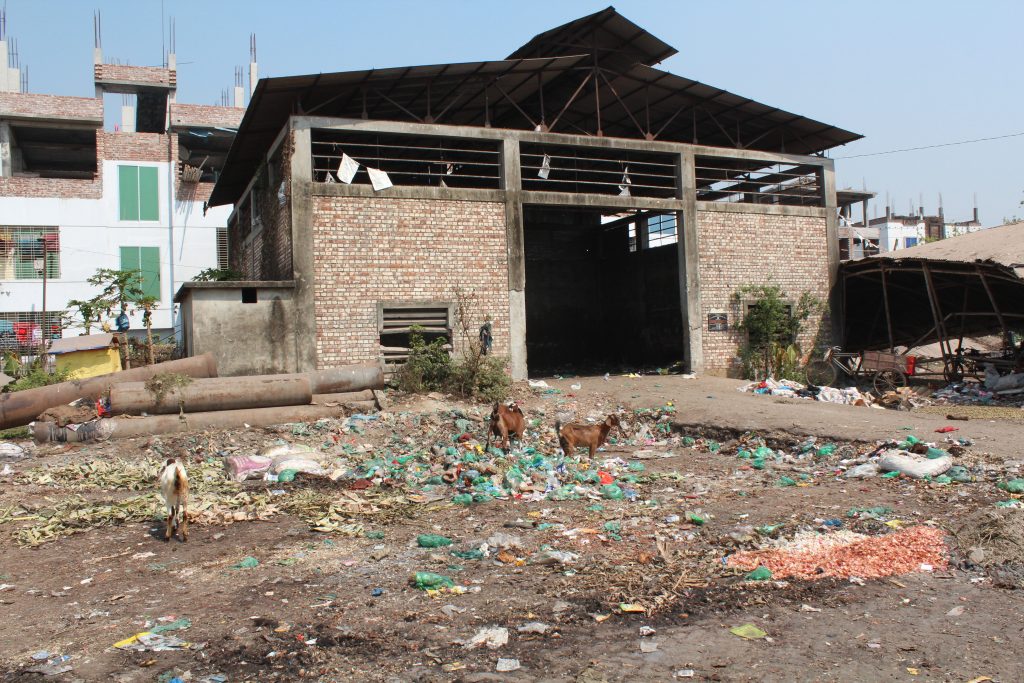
[879,263,896,351]
[921,262,950,358]
[977,266,1012,349]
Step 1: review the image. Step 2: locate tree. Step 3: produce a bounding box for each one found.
[87,268,144,369]
[66,297,104,335]
[136,295,159,365]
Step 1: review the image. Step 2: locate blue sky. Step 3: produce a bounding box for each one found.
[6,0,1023,224]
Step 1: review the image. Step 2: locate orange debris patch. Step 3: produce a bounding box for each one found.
[727,526,947,580]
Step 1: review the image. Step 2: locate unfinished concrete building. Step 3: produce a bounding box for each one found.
[202,8,861,378]
[0,12,248,345]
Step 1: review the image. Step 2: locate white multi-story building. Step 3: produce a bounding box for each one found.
[0,23,248,351]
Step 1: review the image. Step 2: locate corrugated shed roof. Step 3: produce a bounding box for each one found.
[871,222,1024,278]
[48,333,117,355]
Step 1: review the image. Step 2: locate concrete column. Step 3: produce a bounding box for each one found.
[290,124,319,372]
[501,137,528,380]
[0,122,11,177]
[121,105,136,133]
[678,150,703,374]
[822,163,842,347]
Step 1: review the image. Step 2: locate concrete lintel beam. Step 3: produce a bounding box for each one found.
[310,183,505,203]
[519,190,685,212]
[695,201,829,219]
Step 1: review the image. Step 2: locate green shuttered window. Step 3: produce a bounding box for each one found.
[120,246,161,300]
[118,165,159,221]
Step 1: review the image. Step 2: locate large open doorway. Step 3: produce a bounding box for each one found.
[523,205,685,375]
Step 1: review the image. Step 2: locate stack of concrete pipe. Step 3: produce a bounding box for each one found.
[16,356,385,443]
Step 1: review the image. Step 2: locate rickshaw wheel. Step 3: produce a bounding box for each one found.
[873,369,907,395]
[943,359,964,383]
[805,360,838,387]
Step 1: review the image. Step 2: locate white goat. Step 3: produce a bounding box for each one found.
[158,458,189,542]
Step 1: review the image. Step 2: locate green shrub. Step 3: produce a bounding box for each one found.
[7,366,73,392]
[395,327,510,402]
[734,284,823,381]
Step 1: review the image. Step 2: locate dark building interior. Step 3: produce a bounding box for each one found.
[523,205,684,374]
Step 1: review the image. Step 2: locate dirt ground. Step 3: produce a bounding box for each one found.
[1,374,1023,682]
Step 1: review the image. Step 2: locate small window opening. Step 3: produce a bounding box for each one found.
[241,287,258,304]
[379,304,452,374]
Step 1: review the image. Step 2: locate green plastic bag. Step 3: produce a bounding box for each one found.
[998,479,1024,494]
[601,484,624,500]
[451,493,474,505]
[277,469,297,483]
[231,556,259,569]
[450,548,484,560]
[816,444,836,457]
[417,534,453,548]
[412,572,455,590]
[777,476,797,487]
[745,566,772,581]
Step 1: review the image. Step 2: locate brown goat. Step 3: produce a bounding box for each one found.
[487,401,526,450]
[556,414,621,459]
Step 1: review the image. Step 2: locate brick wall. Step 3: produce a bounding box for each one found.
[696,209,830,375]
[94,64,175,88]
[311,196,509,368]
[169,103,244,129]
[101,131,171,163]
[0,92,102,122]
[229,134,293,281]
[0,129,103,199]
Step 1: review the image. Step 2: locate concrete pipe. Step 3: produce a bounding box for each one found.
[110,376,313,416]
[312,390,376,404]
[0,353,218,430]
[293,363,384,394]
[32,403,346,443]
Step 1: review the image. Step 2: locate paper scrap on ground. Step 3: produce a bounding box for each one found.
[730,623,767,640]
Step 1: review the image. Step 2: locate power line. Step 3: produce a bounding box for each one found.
[834,131,1024,159]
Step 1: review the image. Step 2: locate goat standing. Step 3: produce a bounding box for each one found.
[158,458,189,542]
[487,402,526,450]
[556,414,621,459]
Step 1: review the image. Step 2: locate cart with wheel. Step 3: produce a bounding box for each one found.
[806,347,916,394]
[860,350,914,394]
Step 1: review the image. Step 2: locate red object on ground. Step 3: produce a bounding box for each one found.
[598,471,614,485]
[935,426,959,433]
[727,526,947,580]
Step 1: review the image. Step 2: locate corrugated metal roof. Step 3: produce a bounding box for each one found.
[869,222,1024,278]
[209,8,863,207]
[48,333,117,355]
[507,6,677,68]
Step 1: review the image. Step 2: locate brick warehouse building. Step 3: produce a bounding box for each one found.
[199,8,862,379]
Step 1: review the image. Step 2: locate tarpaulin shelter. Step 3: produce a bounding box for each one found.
[841,222,1024,363]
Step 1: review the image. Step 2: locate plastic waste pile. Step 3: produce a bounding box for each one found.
[738,379,872,406]
[932,379,1024,408]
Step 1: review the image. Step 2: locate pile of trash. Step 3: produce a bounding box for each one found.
[933,380,1024,408]
[2,406,680,546]
[738,379,873,406]
[839,433,972,482]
